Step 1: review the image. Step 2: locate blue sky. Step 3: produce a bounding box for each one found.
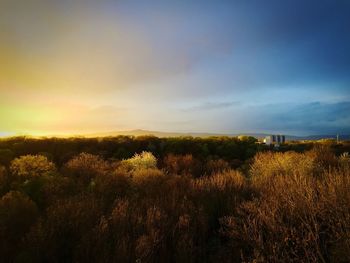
[0,0,349,135]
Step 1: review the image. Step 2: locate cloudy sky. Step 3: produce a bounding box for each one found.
[0,0,349,136]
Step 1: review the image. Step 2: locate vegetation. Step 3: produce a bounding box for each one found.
[0,136,349,262]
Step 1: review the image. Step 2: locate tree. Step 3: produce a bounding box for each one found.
[0,165,8,195]
[0,191,38,261]
[163,154,201,176]
[238,135,257,144]
[0,149,14,166]
[120,151,157,171]
[65,153,109,183]
[10,155,56,178]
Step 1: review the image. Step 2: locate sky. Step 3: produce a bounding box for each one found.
[0,0,349,136]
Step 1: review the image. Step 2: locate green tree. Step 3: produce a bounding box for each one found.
[238,135,258,144]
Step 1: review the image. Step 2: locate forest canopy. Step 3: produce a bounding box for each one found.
[0,136,350,262]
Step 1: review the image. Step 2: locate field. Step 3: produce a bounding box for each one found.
[1,136,350,262]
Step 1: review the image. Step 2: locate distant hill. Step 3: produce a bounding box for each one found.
[87,129,277,138]
[1,129,348,141]
[86,129,233,138]
[86,129,350,141]
[296,135,350,141]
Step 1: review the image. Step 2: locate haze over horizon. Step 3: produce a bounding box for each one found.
[1,0,350,136]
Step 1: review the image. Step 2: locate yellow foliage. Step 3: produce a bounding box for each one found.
[10,155,56,177]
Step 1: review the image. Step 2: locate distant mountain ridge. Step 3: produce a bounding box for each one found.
[87,129,230,138]
[1,129,348,140]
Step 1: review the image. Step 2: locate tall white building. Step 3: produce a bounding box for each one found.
[264,135,285,145]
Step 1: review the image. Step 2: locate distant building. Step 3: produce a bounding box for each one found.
[264,135,285,146]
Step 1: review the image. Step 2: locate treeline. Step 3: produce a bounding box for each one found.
[0,137,350,262]
[0,136,259,168]
[1,136,349,169]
